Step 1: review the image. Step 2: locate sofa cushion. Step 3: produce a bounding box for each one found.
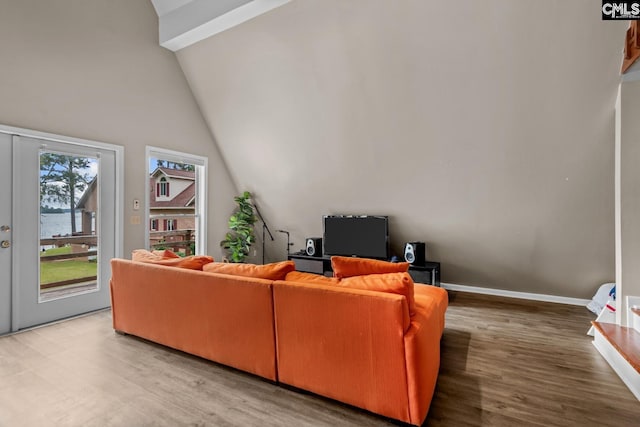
[152,249,180,258]
[331,256,409,279]
[340,272,416,315]
[284,271,340,286]
[203,260,295,280]
[413,285,448,334]
[131,249,214,270]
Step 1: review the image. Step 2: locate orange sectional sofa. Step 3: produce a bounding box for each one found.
[273,281,447,425]
[110,259,278,381]
[109,256,447,426]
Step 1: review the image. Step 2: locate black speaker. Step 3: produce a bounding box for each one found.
[305,237,323,257]
[404,242,425,265]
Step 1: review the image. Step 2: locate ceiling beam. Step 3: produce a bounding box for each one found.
[154,0,291,52]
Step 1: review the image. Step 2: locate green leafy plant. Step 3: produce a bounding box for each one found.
[220,191,257,263]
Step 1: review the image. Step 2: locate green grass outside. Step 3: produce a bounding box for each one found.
[40,246,97,285]
[40,260,97,285]
[41,246,72,257]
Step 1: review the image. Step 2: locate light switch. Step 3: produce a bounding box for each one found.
[130,215,141,225]
[133,199,140,210]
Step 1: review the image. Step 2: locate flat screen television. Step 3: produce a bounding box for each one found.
[323,215,389,259]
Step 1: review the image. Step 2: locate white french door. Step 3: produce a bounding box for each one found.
[0,134,12,334]
[0,128,122,334]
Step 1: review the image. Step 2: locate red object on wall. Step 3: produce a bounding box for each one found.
[622,21,640,74]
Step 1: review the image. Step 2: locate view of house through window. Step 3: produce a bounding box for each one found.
[148,155,201,255]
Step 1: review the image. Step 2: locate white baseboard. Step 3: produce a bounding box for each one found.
[441,282,590,306]
[593,329,640,400]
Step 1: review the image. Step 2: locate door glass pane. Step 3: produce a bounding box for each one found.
[39,152,98,302]
[148,158,197,256]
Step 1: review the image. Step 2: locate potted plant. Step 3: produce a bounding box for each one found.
[220,191,257,262]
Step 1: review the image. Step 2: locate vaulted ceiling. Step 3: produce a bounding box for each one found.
[151,0,629,299]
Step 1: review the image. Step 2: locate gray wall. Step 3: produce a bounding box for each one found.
[0,0,237,260]
[0,0,629,299]
[176,0,627,298]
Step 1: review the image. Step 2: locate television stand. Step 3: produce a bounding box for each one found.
[407,262,441,287]
[287,254,441,286]
[287,254,333,276]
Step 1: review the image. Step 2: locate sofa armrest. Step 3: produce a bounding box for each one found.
[272,280,412,423]
[404,286,448,425]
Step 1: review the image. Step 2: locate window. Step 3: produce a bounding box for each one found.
[146,147,208,255]
[164,219,177,231]
[157,177,170,197]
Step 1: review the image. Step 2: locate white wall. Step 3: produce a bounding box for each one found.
[0,0,237,260]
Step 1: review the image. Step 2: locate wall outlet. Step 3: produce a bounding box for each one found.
[133,199,140,210]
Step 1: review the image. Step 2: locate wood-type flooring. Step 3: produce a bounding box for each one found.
[0,290,638,426]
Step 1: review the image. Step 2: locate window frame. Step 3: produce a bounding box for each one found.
[145,146,207,255]
[158,177,170,197]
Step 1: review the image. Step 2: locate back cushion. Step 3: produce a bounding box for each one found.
[203,260,295,280]
[131,249,214,270]
[331,256,409,279]
[152,249,180,258]
[340,272,416,316]
[284,271,339,286]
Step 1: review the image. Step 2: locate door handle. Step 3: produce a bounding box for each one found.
[1,240,10,249]
[0,225,9,232]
